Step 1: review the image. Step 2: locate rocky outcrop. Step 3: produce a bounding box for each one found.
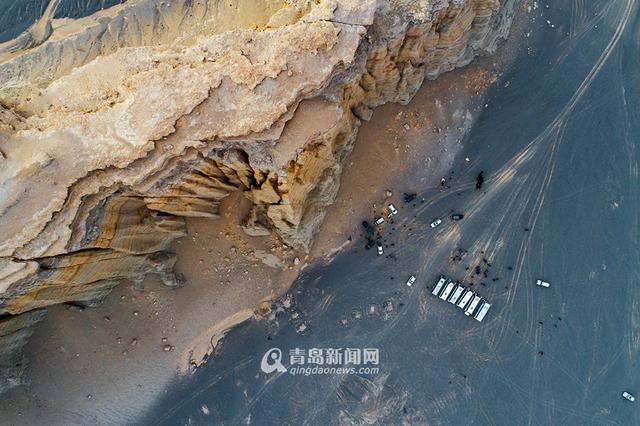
[0,0,516,392]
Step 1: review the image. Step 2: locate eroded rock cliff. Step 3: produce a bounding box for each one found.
[0,0,516,392]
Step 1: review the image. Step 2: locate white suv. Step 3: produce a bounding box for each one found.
[388,204,398,216]
[622,391,636,402]
[536,279,550,288]
[430,218,442,228]
[406,275,417,287]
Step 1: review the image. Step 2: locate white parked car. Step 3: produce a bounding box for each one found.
[429,218,442,229]
[622,391,636,402]
[432,277,447,296]
[464,295,482,316]
[377,245,383,255]
[457,290,474,309]
[439,282,456,300]
[406,275,417,287]
[388,204,398,216]
[536,279,550,288]
[473,301,491,322]
[375,217,385,226]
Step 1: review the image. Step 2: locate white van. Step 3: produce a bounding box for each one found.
[457,290,474,309]
[440,282,456,300]
[432,277,447,296]
[473,301,491,322]
[464,295,482,316]
[449,286,465,304]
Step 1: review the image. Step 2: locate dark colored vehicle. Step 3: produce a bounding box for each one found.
[451,213,464,221]
[365,238,375,250]
[403,193,417,203]
[475,171,485,190]
[362,221,374,235]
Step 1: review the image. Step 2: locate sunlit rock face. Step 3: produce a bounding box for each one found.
[0,0,516,392]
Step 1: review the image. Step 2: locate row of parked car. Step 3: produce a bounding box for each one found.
[404,275,490,321]
[430,276,491,322]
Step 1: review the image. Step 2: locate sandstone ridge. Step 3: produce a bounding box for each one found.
[0,0,516,392]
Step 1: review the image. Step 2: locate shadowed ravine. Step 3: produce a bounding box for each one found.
[0,0,126,43]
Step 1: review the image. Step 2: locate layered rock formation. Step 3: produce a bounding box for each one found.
[0,0,516,392]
